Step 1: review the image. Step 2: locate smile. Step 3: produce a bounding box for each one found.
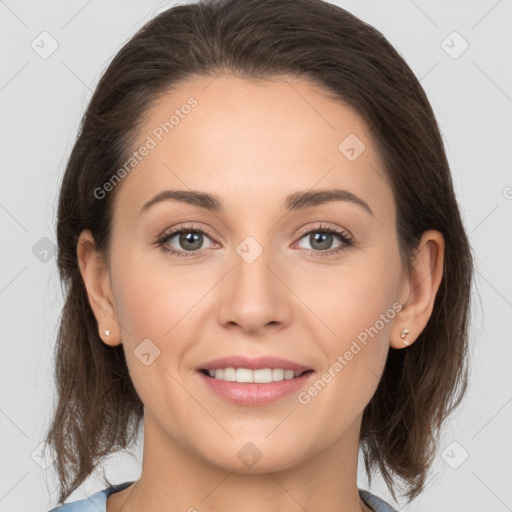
[197,368,315,406]
[201,367,311,383]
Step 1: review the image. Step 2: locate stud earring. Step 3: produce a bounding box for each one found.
[400,328,409,345]
[104,329,110,337]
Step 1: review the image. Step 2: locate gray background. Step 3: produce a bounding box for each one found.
[1,0,511,510]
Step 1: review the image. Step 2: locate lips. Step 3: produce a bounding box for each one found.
[197,368,315,406]
[197,355,312,373]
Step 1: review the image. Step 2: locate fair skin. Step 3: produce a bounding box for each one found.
[77,73,444,512]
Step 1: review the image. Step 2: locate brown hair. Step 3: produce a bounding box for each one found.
[44,0,474,505]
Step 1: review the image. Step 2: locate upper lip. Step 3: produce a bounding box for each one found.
[197,355,312,372]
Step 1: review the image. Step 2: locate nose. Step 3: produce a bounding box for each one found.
[216,241,293,335]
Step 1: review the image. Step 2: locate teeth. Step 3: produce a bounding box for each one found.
[206,368,304,383]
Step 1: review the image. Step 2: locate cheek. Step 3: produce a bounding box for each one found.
[296,251,400,416]
[299,252,400,345]
[111,253,211,394]
[112,246,206,340]
[111,265,194,412]
[113,274,170,342]
[297,294,394,439]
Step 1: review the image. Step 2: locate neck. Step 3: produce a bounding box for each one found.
[112,411,371,512]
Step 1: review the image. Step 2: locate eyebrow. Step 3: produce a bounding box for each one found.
[139,188,374,217]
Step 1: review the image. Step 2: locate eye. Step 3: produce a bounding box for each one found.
[156,224,217,259]
[156,222,354,259]
[294,223,354,258]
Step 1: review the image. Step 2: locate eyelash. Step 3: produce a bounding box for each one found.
[156,223,354,259]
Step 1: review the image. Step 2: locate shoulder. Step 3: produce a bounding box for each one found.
[47,481,135,512]
[359,489,398,512]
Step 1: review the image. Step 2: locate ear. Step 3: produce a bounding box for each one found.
[390,229,445,349]
[76,230,122,347]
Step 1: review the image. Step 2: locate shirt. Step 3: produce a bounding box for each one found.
[47,480,398,511]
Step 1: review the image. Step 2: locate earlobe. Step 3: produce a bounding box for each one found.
[76,230,122,346]
[390,230,445,350]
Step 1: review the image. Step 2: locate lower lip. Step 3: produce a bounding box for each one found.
[197,370,314,406]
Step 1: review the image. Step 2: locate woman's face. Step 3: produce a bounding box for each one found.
[100,74,409,472]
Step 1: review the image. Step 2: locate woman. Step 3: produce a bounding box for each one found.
[45,0,474,510]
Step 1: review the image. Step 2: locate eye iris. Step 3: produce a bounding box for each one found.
[180,231,203,251]
[310,232,333,251]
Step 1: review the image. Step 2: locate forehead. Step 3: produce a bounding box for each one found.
[114,73,393,221]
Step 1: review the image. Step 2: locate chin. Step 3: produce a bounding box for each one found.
[197,438,311,475]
